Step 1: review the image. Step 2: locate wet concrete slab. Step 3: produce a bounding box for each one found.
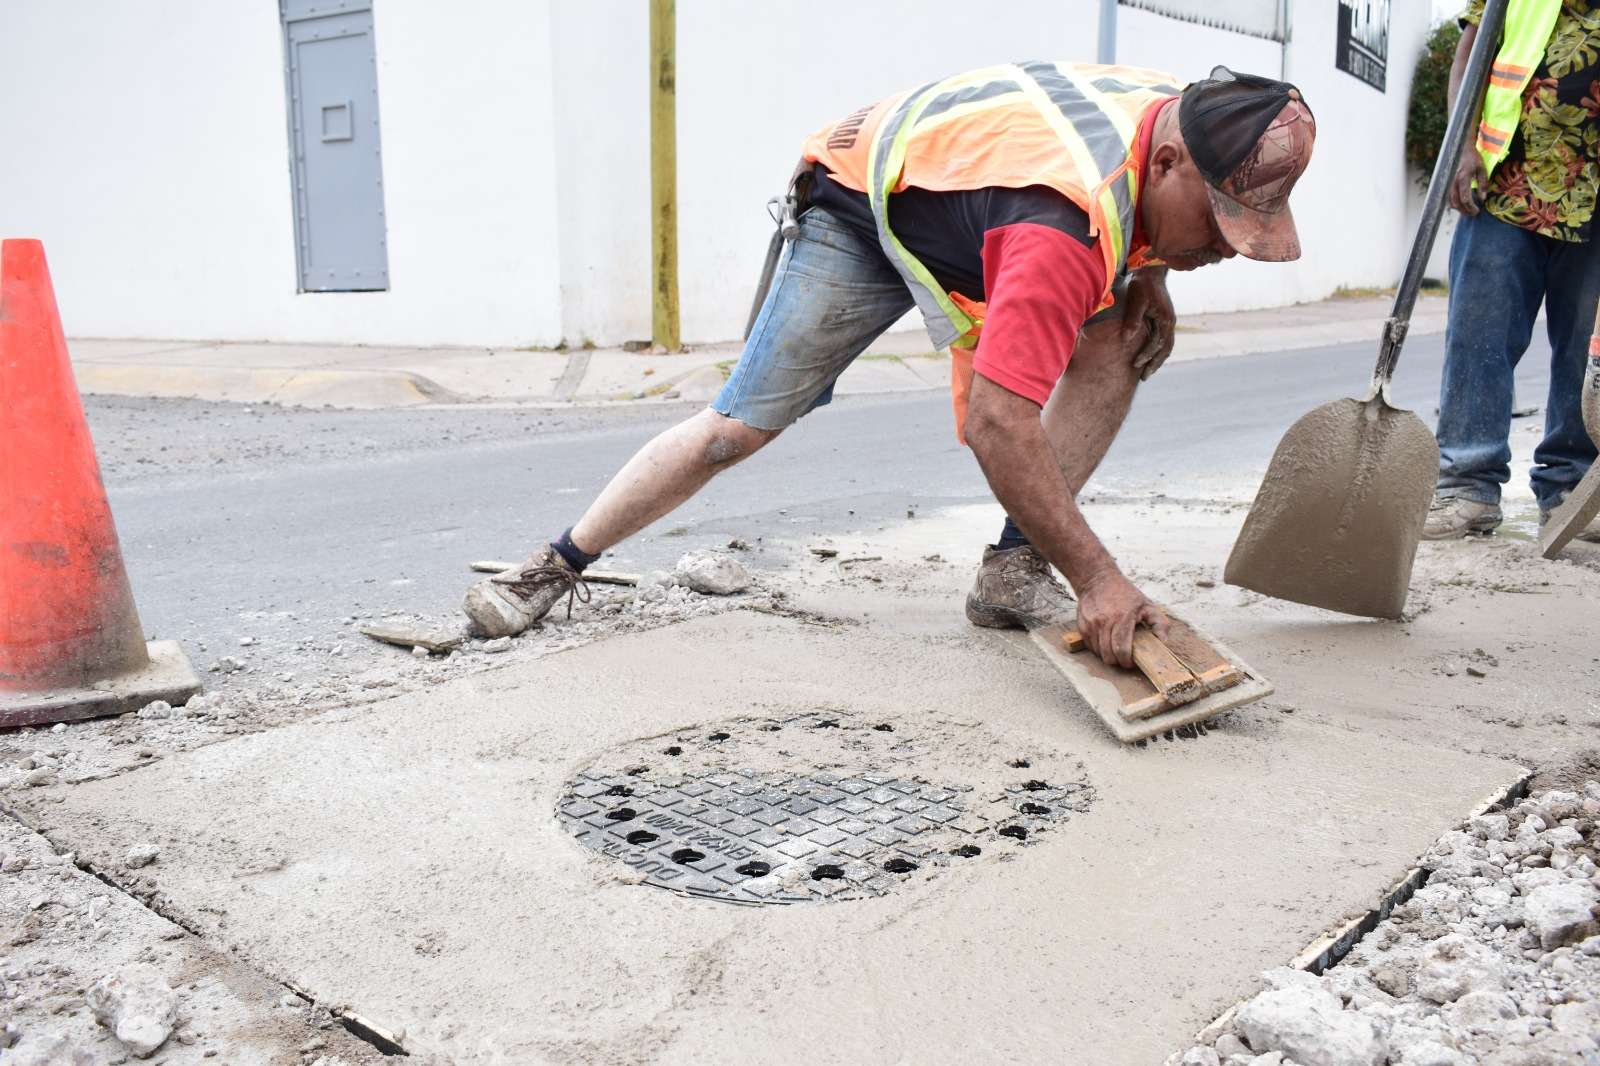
[16,611,1525,1064]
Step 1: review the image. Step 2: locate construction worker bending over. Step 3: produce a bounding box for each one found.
[462,62,1316,668]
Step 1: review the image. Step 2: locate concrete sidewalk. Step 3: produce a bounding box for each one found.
[68,293,1447,410]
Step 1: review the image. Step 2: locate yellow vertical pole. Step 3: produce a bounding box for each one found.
[649,0,680,351]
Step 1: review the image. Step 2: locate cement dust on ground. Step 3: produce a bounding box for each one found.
[5,409,1597,1061]
[8,487,1579,1060]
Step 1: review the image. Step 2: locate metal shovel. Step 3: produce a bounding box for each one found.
[1224,0,1508,619]
[1539,302,1600,557]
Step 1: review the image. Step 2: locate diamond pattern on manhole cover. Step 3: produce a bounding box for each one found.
[556,712,1094,905]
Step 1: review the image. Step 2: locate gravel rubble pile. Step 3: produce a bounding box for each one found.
[1174,784,1600,1066]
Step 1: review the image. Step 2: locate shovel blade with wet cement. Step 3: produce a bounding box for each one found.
[1539,316,1600,558]
[1225,396,1438,619]
[1226,0,1507,620]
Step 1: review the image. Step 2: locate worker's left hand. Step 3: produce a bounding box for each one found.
[1122,268,1176,381]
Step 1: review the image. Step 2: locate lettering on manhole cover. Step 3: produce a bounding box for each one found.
[556,711,1094,905]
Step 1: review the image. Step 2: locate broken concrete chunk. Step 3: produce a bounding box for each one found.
[4,1032,96,1066]
[1415,934,1504,1003]
[1541,825,1583,850]
[123,843,160,870]
[1523,881,1599,950]
[1234,983,1387,1066]
[1179,1048,1221,1066]
[87,963,178,1058]
[482,637,513,654]
[1370,964,1409,998]
[1445,988,1517,1033]
[1550,998,1600,1035]
[1388,1037,1469,1066]
[15,768,55,788]
[673,552,752,595]
[358,625,465,655]
[1214,1033,1251,1060]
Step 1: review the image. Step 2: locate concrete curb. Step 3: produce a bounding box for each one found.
[74,363,460,409]
[69,296,1450,410]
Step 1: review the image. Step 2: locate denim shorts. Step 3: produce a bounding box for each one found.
[713,206,916,431]
[713,205,1127,430]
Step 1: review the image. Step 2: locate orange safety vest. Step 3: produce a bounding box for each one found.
[803,61,1179,436]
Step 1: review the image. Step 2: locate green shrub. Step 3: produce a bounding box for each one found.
[1406,19,1463,188]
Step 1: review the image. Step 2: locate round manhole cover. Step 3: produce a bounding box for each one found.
[556,711,1094,905]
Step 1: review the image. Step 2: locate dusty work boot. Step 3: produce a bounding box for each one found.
[461,546,590,637]
[1422,495,1503,540]
[964,545,1076,630]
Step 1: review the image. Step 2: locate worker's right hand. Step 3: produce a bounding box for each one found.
[1449,147,1487,215]
[1075,569,1169,670]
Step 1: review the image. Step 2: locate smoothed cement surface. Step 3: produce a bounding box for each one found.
[24,610,1524,1064]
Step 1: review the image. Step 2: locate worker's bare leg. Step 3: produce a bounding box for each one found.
[569,408,779,554]
[460,407,777,637]
[966,317,1140,629]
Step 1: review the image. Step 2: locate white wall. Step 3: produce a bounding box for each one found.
[0,0,563,347]
[1114,3,1432,316]
[0,0,1434,347]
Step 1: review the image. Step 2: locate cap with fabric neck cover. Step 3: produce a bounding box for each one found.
[1178,66,1316,262]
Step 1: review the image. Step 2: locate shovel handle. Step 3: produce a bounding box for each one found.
[1371,0,1509,395]
[1585,298,1600,446]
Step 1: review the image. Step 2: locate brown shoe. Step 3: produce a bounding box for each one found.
[461,546,590,638]
[964,545,1076,630]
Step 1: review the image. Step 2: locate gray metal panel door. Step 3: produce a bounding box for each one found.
[282,2,389,291]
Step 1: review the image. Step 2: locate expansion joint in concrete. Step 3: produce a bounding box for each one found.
[0,803,413,1058]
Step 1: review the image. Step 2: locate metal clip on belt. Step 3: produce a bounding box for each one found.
[744,192,800,339]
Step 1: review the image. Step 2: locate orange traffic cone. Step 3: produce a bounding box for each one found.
[1,239,200,727]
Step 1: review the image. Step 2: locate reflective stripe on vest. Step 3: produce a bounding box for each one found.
[1477,0,1563,177]
[859,62,1177,350]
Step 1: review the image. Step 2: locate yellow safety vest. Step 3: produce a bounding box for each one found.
[1477,0,1564,176]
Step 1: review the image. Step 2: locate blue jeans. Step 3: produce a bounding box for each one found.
[1436,211,1600,511]
[713,206,914,431]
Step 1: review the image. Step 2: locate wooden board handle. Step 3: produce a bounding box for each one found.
[1061,627,1204,707]
[1132,630,1202,706]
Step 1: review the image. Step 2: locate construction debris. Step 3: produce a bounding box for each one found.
[122,843,159,870]
[86,964,179,1058]
[673,552,752,595]
[1173,783,1600,1066]
[358,624,466,655]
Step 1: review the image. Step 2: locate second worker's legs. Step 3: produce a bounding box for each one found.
[1427,212,1546,538]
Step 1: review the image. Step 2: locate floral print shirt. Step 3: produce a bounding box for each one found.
[1463,0,1600,241]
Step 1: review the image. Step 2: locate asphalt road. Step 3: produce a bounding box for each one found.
[87,329,1554,671]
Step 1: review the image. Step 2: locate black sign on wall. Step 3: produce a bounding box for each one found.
[1337,0,1391,91]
